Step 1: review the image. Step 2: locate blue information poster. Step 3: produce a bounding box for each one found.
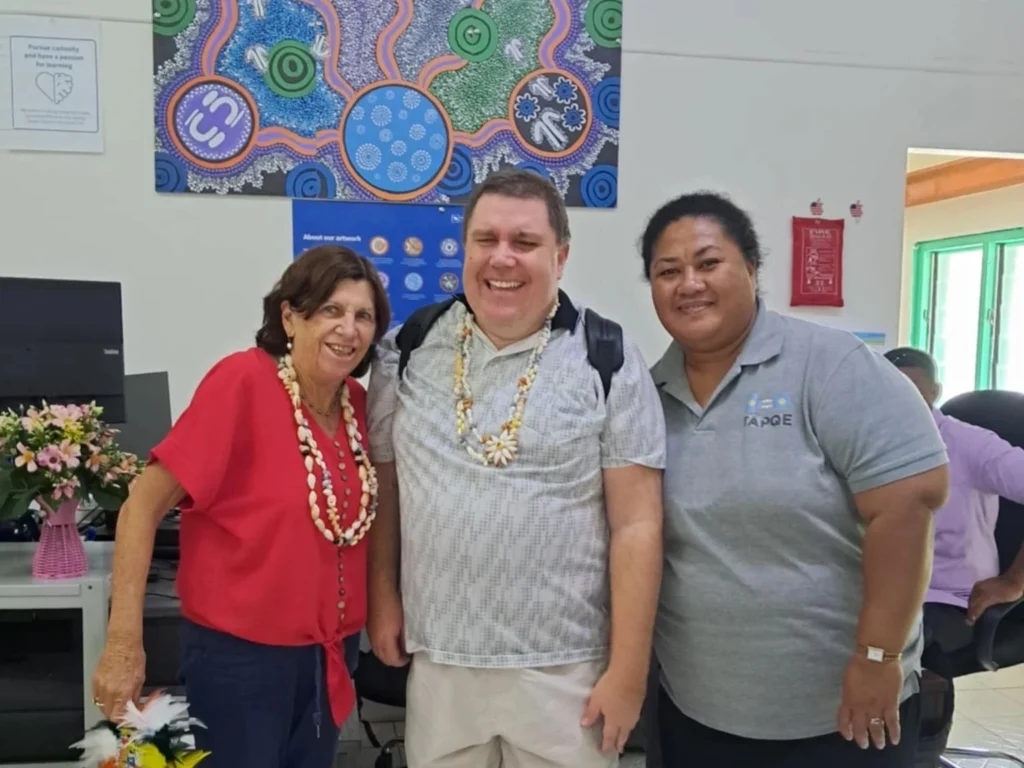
[292,200,465,330]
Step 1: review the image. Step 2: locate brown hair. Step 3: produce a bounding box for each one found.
[462,168,571,245]
[256,245,391,379]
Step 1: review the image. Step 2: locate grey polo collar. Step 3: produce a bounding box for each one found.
[455,288,580,334]
[737,300,784,366]
[651,300,784,389]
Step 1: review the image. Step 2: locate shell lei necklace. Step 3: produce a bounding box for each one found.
[454,301,558,467]
[277,354,378,545]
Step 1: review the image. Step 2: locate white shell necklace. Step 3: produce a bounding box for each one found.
[454,301,558,467]
[277,354,378,545]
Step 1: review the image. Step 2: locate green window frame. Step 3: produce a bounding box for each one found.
[910,227,1024,392]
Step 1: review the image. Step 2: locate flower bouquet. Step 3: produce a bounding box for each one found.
[0,402,141,579]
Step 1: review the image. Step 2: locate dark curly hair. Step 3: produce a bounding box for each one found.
[640,192,763,281]
[255,246,390,379]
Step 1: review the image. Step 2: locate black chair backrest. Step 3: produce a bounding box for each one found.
[941,390,1024,573]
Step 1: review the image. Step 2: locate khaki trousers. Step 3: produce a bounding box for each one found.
[405,653,619,768]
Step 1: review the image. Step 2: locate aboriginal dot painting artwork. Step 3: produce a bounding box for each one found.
[153,0,623,207]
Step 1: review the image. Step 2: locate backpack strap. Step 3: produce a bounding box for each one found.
[398,300,624,398]
[583,308,624,399]
[396,298,458,379]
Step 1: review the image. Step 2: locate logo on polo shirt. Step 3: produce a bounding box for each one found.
[744,393,794,428]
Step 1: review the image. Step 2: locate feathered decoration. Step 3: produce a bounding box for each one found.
[70,722,121,768]
[71,691,210,768]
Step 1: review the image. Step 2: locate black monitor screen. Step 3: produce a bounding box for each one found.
[0,277,125,421]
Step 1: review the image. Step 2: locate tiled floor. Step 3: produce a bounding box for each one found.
[346,665,1024,767]
[945,664,1024,767]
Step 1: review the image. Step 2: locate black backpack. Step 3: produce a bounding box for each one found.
[395,298,624,399]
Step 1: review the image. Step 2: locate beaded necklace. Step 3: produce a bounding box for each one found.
[277,354,377,545]
[453,301,558,467]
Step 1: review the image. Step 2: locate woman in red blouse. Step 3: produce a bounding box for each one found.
[91,246,390,767]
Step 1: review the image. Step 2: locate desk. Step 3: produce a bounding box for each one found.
[0,541,113,768]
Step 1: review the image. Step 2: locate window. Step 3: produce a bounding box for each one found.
[910,228,1024,402]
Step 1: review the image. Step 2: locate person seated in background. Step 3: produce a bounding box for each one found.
[367,169,666,767]
[91,246,390,768]
[643,192,949,768]
[884,347,1024,656]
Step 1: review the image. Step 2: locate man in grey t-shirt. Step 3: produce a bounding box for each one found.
[366,170,666,768]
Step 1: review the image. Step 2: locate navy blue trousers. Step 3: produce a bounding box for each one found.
[179,620,361,768]
[658,686,921,767]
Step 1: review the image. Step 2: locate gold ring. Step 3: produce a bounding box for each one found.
[869,717,885,727]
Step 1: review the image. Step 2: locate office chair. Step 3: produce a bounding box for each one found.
[353,650,409,768]
[922,389,1024,768]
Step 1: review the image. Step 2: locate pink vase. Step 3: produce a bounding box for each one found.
[32,498,89,580]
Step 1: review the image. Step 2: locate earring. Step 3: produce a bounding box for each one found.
[286,337,293,351]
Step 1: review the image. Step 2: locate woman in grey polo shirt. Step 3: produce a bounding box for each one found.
[641,192,949,767]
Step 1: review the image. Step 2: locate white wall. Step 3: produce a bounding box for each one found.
[899,182,1024,342]
[2,0,1024,415]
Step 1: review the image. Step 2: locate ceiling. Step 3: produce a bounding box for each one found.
[906,153,968,172]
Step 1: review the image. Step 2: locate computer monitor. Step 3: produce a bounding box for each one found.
[0,276,125,421]
[110,371,173,462]
[104,372,178,552]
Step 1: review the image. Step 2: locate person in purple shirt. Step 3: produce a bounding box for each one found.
[884,347,1024,655]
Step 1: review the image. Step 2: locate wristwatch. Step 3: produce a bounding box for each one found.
[857,644,902,663]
